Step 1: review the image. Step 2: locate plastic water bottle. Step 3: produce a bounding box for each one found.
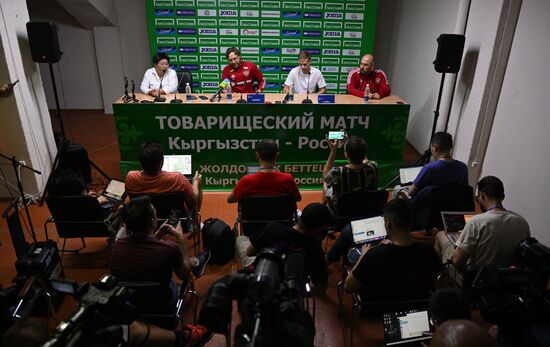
[364,83,370,103]
[185,83,192,101]
[288,85,294,102]
[226,84,233,100]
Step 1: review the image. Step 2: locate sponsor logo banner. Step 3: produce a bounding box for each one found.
[264,82,279,89]
[303,21,322,29]
[180,64,199,70]
[322,48,341,55]
[261,20,281,28]
[261,65,279,72]
[197,9,216,16]
[201,81,219,88]
[281,57,296,63]
[219,1,237,7]
[261,38,281,45]
[282,21,301,28]
[178,55,198,62]
[199,28,218,35]
[323,74,338,82]
[324,12,343,20]
[303,30,321,37]
[282,30,300,37]
[341,66,355,73]
[220,28,238,36]
[241,38,260,45]
[343,40,362,48]
[345,12,364,20]
[240,1,259,8]
[321,66,339,73]
[261,57,280,63]
[175,0,194,6]
[311,57,320,64]
[341,58,359,65]
[178,37,197,44]
[324,22,343,29]
[323,31,342,38]
[154,0,173,6]
[155,19,174,25]
[240,20,260,27]
[344,31,362,39]
[303,48,320,55]
[197,0,216,7]
[220,38,239,45]
[200,73,219,79]
[322,58,340,64]
[261,47,281,55]
[282,47,299,55]
[323,40,341,47]
[261,10,280,18]
[282,39,300,46]
[178,28,197,35]
[326,82,338,90]
[325,3,344,10]
[345,22,363,30]
[201,64,220,71]
[199,38,218,44]
[179,46,197,53]
[200,56,219,62]
[262,1,280,9]
[158,46,177,53]
[304,2,323,10]
[219,10,238,17]
[282,2,302,10]
[263,74,279,80]
[176,9,195,16]
[302,39,320,46]
[339,83,347,90]
[154,9,173,16]
[197,19,217,26]
[177,19,196,26]
[219,19,239,26]
[240,47,260,54]
[261,29,281,37]
[346,3,365,11]
[157,37,176,44]
[241,28,259,36]
[281,65,295,72]
[156,28,176,35]
[245,56,260,63]
[200,46,218,53]
[282,11,301,18]
[241,10,260,17]
[303,12,322,19]
[340,75,349,82]
[342,49,360,56]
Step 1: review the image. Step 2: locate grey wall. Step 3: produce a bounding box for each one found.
[481,0,550,245]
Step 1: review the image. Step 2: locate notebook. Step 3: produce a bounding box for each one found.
[351,216,387,245]
[162,155,192,175]
[383,309,434,346]
[399,166,423,185]
[441,211,476,245]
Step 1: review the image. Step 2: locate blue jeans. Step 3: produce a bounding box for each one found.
[327,224,354,265]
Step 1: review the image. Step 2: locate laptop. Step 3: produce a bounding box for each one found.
[399,166,423,185]
[351,216,387,245]
[102,179,126,202]
[441,211,476,245]
[162,155,192,176]
[247,165,260,174]
[383,308,434,346]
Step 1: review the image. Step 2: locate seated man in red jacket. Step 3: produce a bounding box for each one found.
[227,139,301,203]
[347,54,391,99]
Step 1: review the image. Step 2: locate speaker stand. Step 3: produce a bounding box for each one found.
[48,63,66,143]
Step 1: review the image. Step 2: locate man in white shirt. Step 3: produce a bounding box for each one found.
[283,50,327,94]
[140,52,179,96]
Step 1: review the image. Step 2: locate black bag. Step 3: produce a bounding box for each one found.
[201,218,235,265]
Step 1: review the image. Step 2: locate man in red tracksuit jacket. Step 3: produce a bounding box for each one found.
[347,54,391,99]
[221,47,265,93]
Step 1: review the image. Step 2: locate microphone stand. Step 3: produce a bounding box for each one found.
[131,80,138,103]
[302,73,312,104]
[122,77,130,103]
[236,92,247,103]
[153,77,166,102]
[170,72,186,104]
[0,153,41,242]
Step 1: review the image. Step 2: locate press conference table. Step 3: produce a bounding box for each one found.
[113,93,410,190]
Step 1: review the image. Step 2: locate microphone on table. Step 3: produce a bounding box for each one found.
[153,73,166,102]
[170,72,187,104]
[236,92,247,103]
[302,72,312,104]
[210,78,230,102]
[123,77,129,102]
[253,81,259,94]
[131,80,138,103]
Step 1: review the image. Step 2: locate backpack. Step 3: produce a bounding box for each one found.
[201,218,235,265]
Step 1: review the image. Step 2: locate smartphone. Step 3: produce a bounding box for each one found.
[328,131,345,140]
[167,209,181,226]
[199,95,208,100]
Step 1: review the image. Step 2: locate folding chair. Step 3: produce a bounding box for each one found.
[45,195,112,255]
[237,195,297,237]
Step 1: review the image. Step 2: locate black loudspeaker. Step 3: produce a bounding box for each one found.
[433,34,465,73]
[26,22,62,63]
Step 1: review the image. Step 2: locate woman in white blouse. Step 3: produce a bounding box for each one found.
[140,52,178,96]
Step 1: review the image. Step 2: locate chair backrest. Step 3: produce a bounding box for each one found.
[129,191,189,219]
[45,195,111,238]
[238,195,297,237]
[411,185,475,231]
[177,70,193,93]
[333,190,389,230]
[118,281,178,330]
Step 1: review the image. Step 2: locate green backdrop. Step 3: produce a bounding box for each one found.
[145,0,378,94]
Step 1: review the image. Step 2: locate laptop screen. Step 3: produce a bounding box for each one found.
[351,216,386,244]
[383,309,433,345]
[102,179,126,201]
[162,155,192,175]
[441,212,476,233]
[399,166,423,185]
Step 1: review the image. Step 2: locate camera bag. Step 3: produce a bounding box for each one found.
[201,218,235,265]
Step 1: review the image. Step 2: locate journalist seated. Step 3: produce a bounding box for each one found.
[236,203,333,295]
[110,196,210,303]
[47,168,112,209]
[344,199,441,298]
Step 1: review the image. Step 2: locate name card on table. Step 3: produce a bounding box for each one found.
[318,94,335,104]
[247,94,265,103]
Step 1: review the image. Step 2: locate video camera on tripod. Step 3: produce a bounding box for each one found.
[198,251,315,347]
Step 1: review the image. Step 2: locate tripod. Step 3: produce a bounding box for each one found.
[0,153,41,242]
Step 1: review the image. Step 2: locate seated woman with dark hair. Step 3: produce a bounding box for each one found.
[47,168,111,207]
